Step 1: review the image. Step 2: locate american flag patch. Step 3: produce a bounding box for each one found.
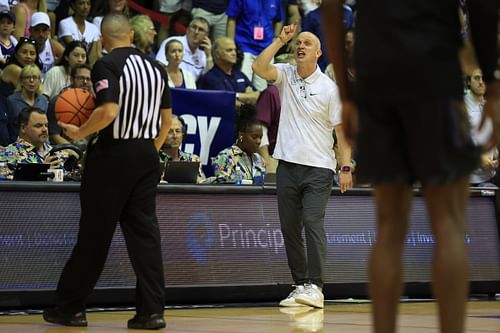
[95,79,109,93]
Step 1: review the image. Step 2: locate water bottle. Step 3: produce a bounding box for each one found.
[235,166,243,185]
[0,161,9,181]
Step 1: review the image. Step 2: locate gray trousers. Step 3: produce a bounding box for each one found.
[276,160,334,287]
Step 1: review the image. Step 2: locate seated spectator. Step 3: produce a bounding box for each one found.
[198,36,259,108]
[58,0,100,65]
[159,114,205,183]
[155,16,213,81]
[1,37,41,98]
[324,29,355,84]
[6,63,48,142]
[12,0,47,40]
[91,0,129,32]
[1,106,66,177]
[30,12,64,77]
[129,14,157,58]
[212,107,266,184]
[164,39,196,88]
[42,40,87,99]
[465,68,498,186]
[47,63,92,145]
[0,10,17,69]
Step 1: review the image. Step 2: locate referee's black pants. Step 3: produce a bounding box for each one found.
[55,138,165,316]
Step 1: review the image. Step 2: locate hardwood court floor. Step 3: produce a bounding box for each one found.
[0,300,498,333]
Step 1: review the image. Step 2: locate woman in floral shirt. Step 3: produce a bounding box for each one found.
[213,113,266,184]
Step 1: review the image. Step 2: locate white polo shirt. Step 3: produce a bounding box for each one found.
[272,63,342,171]
[155,35,207,80]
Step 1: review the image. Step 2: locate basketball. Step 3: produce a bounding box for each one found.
[55,88,95,126]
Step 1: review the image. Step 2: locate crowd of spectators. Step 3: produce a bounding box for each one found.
[0,0,495,187]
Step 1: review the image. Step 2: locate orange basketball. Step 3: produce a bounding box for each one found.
[55,88,95,126]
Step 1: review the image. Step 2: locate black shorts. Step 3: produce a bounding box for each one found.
[355,97,481,186]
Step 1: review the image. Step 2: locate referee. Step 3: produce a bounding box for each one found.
[43,13,172,330]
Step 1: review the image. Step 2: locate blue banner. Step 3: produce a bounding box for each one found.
[171,88,236,176]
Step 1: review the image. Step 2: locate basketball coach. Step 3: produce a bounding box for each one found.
[43,13,172,330]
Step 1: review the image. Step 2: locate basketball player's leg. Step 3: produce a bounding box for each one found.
[408,99,477,333]
[423,178,469,333]
[352,102,415,333]
[369,183,412,333]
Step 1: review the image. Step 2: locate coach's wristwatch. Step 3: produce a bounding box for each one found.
[341,166,352,173]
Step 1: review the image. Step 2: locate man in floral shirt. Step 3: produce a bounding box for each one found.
[1,106,65,177]
[159,114,205,183]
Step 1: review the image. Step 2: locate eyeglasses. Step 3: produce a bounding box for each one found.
[73,75,91,82]
[22,75,40,81]
[19,37,36,45]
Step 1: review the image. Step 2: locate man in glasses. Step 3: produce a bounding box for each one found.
[46,63,93,145]
[155,16,213,81]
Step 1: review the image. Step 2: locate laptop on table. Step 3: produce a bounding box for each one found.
[13,163,50,181]
[163,161,199,184]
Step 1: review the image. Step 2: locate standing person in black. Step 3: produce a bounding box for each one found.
[322,1,498,333]
[43,13,172,330]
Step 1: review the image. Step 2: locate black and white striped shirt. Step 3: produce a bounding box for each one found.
[92,47,171,140]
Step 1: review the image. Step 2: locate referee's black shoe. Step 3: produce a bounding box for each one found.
[128,313,166,330]
[43,307,88,327]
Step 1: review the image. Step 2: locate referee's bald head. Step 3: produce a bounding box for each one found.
[102,13,131,40]
[101,13,133,50]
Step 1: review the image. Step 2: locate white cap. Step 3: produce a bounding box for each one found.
[31,12,50,28]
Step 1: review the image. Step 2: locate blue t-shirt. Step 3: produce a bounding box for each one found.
[198,65,254,93]
[226,0,284,55]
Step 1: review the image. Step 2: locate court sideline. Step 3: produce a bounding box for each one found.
[0,299,499,332]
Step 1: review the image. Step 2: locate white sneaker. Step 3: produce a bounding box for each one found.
[279,285,311,307]
[294,284,324,308]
